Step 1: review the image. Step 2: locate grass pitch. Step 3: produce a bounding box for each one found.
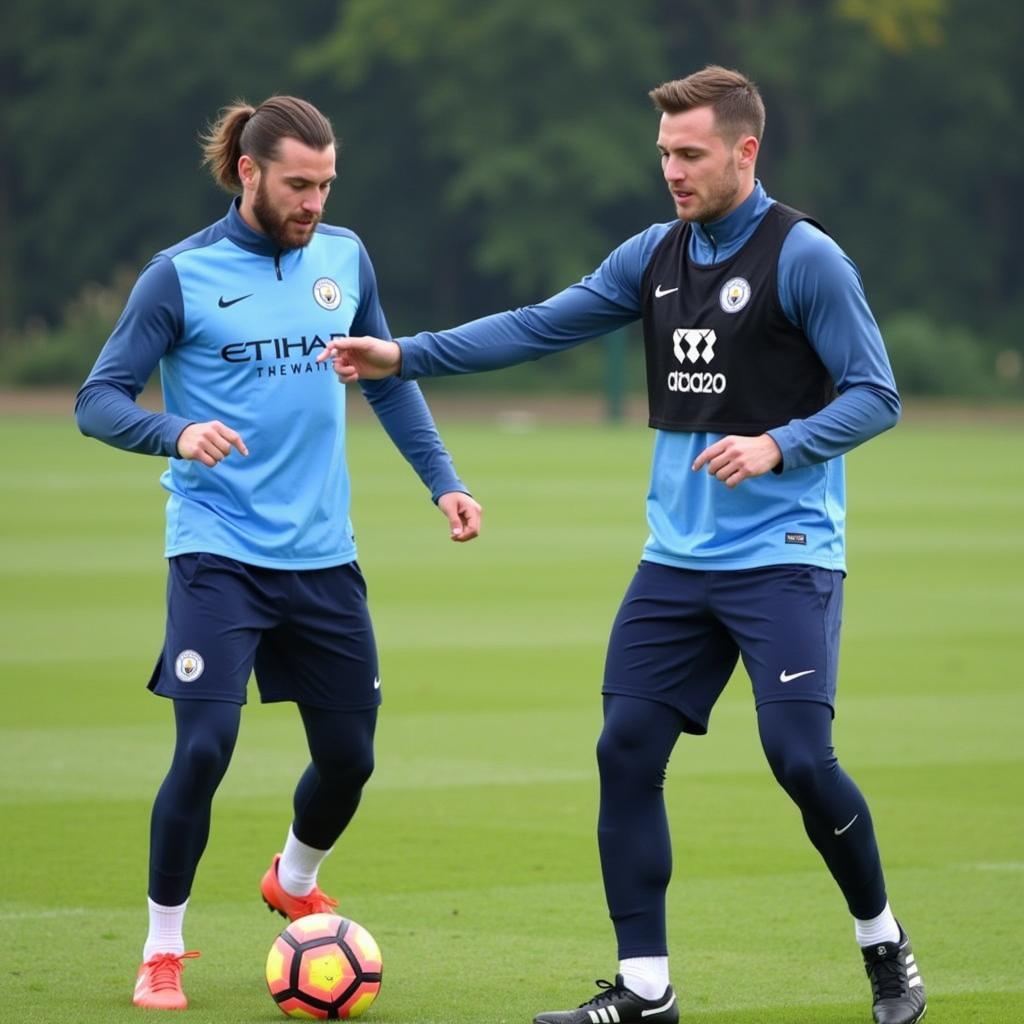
[1,404,1022,1023]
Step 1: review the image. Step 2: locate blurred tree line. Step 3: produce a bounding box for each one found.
[2,0,1022,397]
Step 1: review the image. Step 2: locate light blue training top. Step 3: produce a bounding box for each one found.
[397,183,900,573]
[76,200,467,569]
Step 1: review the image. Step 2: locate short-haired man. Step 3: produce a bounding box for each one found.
[76,95,481,1010]
[320,67,926,1024]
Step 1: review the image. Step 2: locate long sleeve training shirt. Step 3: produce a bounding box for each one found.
[76,200,467,569]
[396,183,899,572]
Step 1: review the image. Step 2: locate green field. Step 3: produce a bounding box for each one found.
[2,407,1022,1024]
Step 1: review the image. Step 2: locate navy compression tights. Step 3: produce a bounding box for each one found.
[148,699,377,906]
[597,694,886,957]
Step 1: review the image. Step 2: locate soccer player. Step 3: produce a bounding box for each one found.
[75,95,482,1011]
[318,67,926,1024]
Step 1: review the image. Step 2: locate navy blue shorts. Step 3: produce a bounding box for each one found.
[603,561,843,734]
[148,554,380,710]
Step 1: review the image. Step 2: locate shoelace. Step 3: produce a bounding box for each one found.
[579,979,630,1009]
[295,887,339,914]
[143,951,200,992]
[867,956,906,1001]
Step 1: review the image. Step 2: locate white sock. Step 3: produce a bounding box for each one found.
[619,956,671,1001]
[277,826,332,897]
[855,901,900,947]
[143,897,187,961]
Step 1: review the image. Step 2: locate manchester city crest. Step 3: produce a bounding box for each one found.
[719,276,751,314]
[313,277,342,310]
[174,649,205,683]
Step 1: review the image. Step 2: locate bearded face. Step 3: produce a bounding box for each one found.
[240,138,336,250]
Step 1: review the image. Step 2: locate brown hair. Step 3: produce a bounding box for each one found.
[649,66,765,143]
[200,96,335,192]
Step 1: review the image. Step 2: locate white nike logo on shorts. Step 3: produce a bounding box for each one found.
[779,668,816,683]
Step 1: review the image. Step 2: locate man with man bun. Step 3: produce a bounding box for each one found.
[77,95,481,1010]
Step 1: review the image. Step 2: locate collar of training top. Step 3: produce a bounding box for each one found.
[223,197,299,257]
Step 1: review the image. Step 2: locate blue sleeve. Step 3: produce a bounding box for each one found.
[353,241,469,501]
[74,256,193,456]
[350,241,392,340]
[768,222,901,470]
[397,224,672,379]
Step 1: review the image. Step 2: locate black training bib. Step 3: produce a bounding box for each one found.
[641,203,835,434]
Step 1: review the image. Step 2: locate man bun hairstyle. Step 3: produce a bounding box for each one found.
[200,96,336,193]
[649,65,765,143]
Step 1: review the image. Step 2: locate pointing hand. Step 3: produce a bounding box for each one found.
[317,337,402,382]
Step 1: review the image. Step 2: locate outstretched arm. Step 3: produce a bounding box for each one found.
[319,224,674,381]
[318,281,636,381]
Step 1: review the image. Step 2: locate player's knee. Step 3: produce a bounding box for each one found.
[765,746,826,805]
[596,723,665,788]
[176,732,234,791]
[348,746,375,789]
[596,723,631,777]
[302,707,377,791]
[312,742,374,791]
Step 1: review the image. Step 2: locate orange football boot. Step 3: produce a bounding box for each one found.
[132,950,200,1010]
[260,853,338,921]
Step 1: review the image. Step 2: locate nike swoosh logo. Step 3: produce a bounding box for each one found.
[218,293,253,308]
[373,677,381,690]
[834,814,859,835]
[654,284,679,298]
[779,669,816,683]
